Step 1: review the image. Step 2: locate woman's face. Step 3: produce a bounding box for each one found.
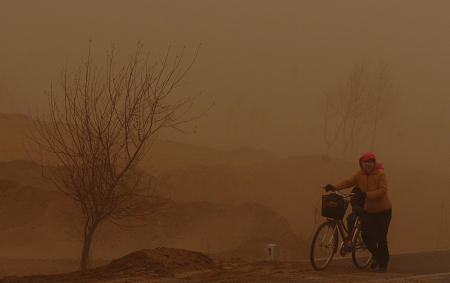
[361,159,375,172]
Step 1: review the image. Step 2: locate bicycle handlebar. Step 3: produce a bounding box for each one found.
[322,188,357,199]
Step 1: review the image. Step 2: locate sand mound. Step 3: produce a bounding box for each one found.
[0,248,217,283]
[105,247,215,275]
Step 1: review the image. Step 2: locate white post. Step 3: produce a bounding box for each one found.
[266,244,279,261]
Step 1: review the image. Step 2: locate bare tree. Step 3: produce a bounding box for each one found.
[28,42,210,270]
[320,61,399,159]
[436,203,445,249]
[340,62,372,158]
[319,87,343,157]
[308,197,321,244]
[369,62,400,151]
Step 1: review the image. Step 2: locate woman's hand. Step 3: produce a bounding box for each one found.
[356,191,367,199]
[324,184,336,192]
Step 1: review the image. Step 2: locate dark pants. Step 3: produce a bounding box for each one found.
[361,208,392,269]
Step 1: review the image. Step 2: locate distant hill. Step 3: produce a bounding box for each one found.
[0,160,307,261]
[0,113,448,261]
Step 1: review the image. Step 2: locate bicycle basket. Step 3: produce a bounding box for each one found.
[321,194,349,220]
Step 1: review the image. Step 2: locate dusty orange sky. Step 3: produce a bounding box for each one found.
[1,0,450,174]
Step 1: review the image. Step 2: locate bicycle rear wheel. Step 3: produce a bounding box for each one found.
[310,221,338,271]
[351,227,372,269]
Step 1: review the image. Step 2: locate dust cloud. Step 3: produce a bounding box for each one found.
[1,1,450,173]
[0,0,449,272]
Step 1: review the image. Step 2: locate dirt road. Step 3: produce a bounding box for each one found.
[158,250,450,283]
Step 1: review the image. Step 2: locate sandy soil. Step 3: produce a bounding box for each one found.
[0,248,449,283]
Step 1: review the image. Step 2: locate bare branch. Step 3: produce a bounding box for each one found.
[27,42,211,270]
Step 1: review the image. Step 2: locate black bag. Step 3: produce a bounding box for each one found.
[350,186,365,208]
[321,193,349,220]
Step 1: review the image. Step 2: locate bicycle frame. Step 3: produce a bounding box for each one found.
[338,213,362,256]
[310,190,372,271]
[325,216,353,254]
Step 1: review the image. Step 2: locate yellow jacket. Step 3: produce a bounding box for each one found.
[334,169,392,213]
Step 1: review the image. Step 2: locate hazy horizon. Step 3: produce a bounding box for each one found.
[1,0,450,175]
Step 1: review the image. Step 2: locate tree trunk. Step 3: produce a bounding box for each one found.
[80,227,96,271]
[370,119,378,152]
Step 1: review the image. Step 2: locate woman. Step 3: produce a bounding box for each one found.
[325,152,392,273]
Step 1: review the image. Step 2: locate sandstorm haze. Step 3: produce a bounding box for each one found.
[0,2,450,277]
[1,0,450,173]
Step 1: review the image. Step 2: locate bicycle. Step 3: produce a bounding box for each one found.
[310,189,372,271]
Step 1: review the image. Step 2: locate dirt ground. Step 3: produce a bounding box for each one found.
[0,248,449,283]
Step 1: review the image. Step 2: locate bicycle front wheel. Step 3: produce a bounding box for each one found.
[310,221,338,271]
[351,227,372,269]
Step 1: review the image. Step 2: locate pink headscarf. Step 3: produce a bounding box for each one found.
[359,152,384,174]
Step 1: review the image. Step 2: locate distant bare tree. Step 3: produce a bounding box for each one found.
[319,88,342,157]
[308,198,321,245]
[369,62,400,151]
[320,61,399,159]
[340,62,372,158]
[28,42,211,270]
[436,203,445,249]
